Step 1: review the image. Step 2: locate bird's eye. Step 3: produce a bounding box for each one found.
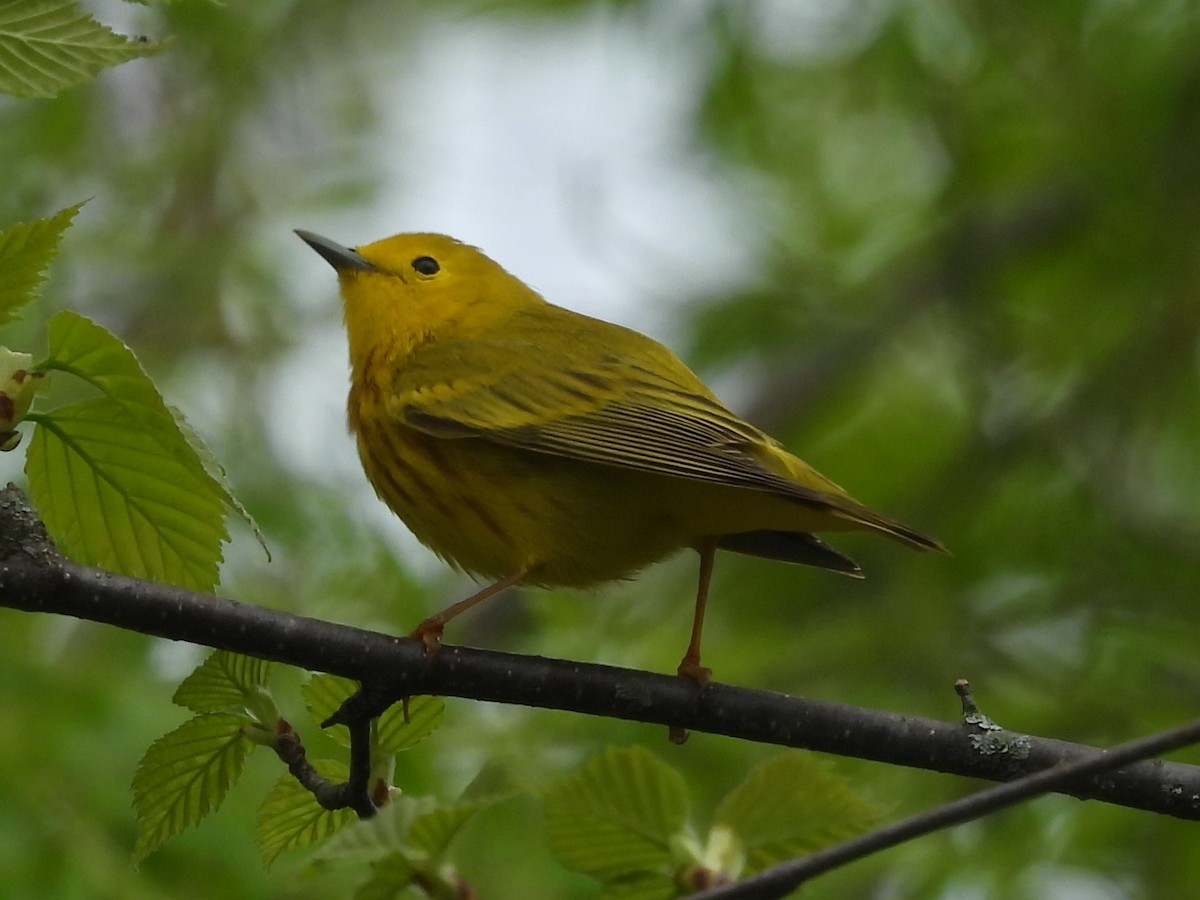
[411,256,440,276]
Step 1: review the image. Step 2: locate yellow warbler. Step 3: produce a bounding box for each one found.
[297,230,945,682]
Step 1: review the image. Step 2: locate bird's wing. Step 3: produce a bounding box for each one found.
[387,325,846,511]
[386,312,946,553]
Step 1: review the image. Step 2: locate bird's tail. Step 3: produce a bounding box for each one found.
[830,499,948,553]
[718,530,864,576]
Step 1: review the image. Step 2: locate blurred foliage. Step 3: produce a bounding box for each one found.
[543,746,882,895]
[2,0,1200,898]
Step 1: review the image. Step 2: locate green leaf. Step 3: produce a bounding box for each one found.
[313,794,439,864]
[352,852,419,900]
[132,713,253,865]
[27,311,252,590]
[599,875,679,900]
[407,801,486,858]
[0,202,83,326]
[313,793,498,898]
[303,674,444,753]
[173,651,271,715]
[712,751,884,875]
[301,673,357,740]
[0,0,162,99]
[42,311,184,428]
[374,695,444,755]
[543,746,689,882]
[40,310,262,556]
[25,396,228,591]
[334,800,492,900]
[458,759,521,804]
[257,759,357,868]
[169,403,269,557]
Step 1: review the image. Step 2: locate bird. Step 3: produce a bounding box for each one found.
[297,229,946,687]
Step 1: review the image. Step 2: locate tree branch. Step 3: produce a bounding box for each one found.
[1,485,1198,819]
[273,718,369,814]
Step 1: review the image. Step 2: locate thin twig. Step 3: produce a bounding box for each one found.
[273,719,355,811]
[341,714,377,818]
[694,716,1200,900]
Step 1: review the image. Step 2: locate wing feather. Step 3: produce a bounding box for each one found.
[388,326,843,511]
[383,312,946,553]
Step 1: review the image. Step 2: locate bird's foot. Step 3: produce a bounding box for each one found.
[408,618,445,656]
[676,657,712,687]
[669,656,712,744]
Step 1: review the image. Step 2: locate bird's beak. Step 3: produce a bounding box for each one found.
[294,230,377,272]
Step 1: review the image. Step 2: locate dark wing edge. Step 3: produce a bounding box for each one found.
[718,530,864,577]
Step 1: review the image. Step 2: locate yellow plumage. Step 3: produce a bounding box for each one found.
[297,229,945,682]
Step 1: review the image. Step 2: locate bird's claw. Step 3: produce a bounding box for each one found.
[676,657,712,687]
[408,619,445,656]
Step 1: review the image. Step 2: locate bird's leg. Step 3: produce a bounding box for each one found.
[410,569,528,653]
[677,537,717,686]
[670,538,718,744]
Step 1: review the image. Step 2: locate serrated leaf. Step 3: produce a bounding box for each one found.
[543,746,689,882]
[0,202,83,325]
[132,713,252,865]
[313,794,440,864]
[310,794,487,897]
[375,695,444,754]
[303,674,444,753]
[41,311,259,544]
[0,0,162,99]
[169,402,268,557]
[301,674,357,740]
[712,751,884,874]
[258,758,357,868]
[44,311,182,427]
[26,396,228,590]
[173,651,271,715]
